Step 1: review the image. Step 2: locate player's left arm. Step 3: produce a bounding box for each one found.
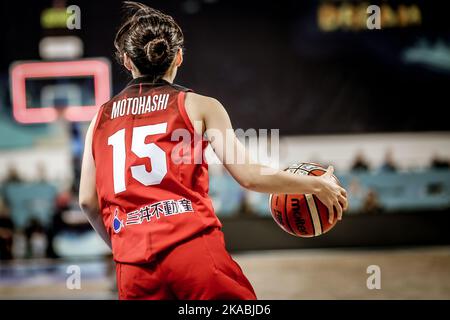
[79,112,112,250]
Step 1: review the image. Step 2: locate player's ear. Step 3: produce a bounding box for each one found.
[123,53,133,72]
[175,48,183,67]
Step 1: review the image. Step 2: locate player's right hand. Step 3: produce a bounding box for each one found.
[315,166,348,224]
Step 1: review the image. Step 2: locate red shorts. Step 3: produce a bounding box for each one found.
[115,228,257,300]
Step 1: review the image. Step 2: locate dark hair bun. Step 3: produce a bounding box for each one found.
[144,37,170,65]
[115,2,184,80]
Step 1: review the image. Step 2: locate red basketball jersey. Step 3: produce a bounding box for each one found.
[92,77,221,264]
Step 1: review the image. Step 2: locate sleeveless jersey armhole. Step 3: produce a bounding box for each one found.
[177,91,195,134]
[91,105,104,162]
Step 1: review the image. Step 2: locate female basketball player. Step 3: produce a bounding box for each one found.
[79,1,348,300]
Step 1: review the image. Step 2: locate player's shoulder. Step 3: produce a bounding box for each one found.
[185,91,222,110]
[168,82,191,92]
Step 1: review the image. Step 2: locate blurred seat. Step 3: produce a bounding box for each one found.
[0,111,50,149]
[53,230,110,258]
[245,192,270,217]
[241,169,450,216]
[209,173,244,217]
[3,182,57,229]
[338,169,450,213]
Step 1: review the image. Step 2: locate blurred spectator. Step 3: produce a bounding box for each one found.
[24,218,47,259]
[0,197,14,260]
[46,191,72,258]
[36,162,48,183]
[431,154,450,169]
[361,189,384,215]
[348,177,364,200]
[351,152,370,172]
[4,165,22,184]
[380,149,398,172]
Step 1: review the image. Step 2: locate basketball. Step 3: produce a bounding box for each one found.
[269,163,340,238]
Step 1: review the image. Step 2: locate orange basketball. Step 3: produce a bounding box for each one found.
[269,162,340,238]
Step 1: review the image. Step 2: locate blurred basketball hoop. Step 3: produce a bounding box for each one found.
[9,59,111,124]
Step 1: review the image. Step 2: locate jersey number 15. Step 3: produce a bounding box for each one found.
[107,122,168,194]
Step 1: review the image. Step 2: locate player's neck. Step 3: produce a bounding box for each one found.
[131,73,175,84]
[161,74,174,84]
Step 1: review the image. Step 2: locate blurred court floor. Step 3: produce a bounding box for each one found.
[1,246,449,299]
[236,246,450,300]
